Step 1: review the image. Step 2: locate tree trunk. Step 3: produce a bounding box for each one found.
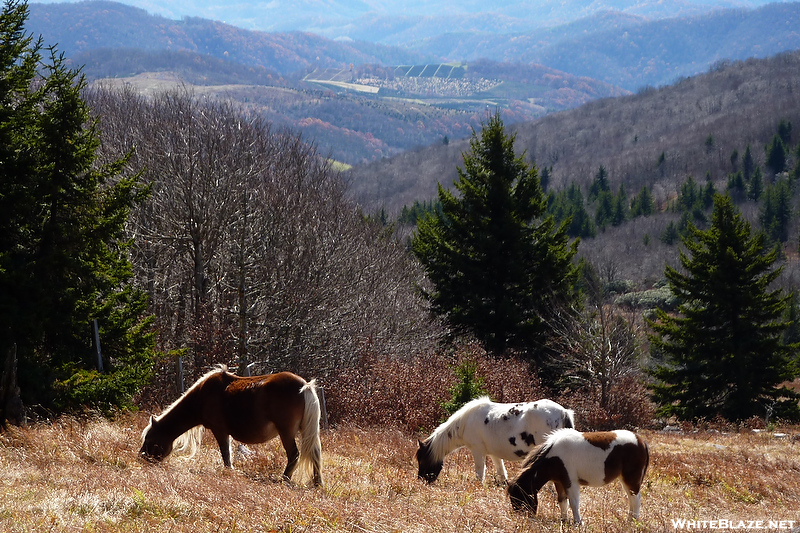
[1,344,25,427]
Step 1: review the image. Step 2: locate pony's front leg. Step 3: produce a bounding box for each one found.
[566,485,582,524]
[628,490,642,520]
[472,453,487,483]
[554,482,570,520]
[489,455,508,484]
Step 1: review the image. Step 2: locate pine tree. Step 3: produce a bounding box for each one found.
[726,171,746,202]
[748,167,764,201]
[742,144,755,181]
[610,183,628,226]
[630,185,655,218]
[765,134,787,174]
[412,111,579,360]
[759,177,793,244]
[777,119,792,146]
[547,183,595,238]
[649,195,799,421]
[588,165,610,202]
[0,0,154,413]
[594,190,614,230]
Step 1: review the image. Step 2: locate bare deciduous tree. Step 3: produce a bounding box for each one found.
[88,86,442,392]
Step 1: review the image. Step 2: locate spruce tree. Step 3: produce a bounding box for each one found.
[547,183,595,238]
[412,111,579,361]
[649,195,799,421]
[630,185,655,218]
[765,134,787,174]
[759,177,793,244]
[742,144,755,181]
[0,0,154,413]
[610,183,627,226]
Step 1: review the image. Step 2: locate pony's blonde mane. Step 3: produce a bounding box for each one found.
[148,364,232,459]
[426,396,491,461]
[156,364,230,423]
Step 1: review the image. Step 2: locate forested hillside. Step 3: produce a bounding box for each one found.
[349,51,800,285]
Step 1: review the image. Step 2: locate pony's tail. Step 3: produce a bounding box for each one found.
[564,408,576,429]
[296,379,323,487]
[171,425,204,459]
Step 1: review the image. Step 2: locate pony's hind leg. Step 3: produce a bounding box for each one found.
[621,480,642,520]
[279,432,300,482]
[212,432,233,468]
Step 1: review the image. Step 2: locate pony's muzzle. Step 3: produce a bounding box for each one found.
[507,482,538,513]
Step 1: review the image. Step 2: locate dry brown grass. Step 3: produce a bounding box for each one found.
[1,415,799,532]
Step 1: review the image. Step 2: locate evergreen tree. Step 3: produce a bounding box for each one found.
[748,167,764,201]
[759,177,793,244]
[660,220,680,245]
[594,190,614,230]
[726,171,746,202]
[539,165,552,192]
[742,144,755,181]
[701,180,716,210]
[778,119,793,146]
[588,165,610,202]
[412,111,579,360]
[630,185,655,218]
[730,148,739,171]
[610,183,627,226]
[0,0,154,413]
[765,134,787,174]
[649,195,799,421]
[675,176,701,213]
[441,358,487,416]
[546,183,595,238]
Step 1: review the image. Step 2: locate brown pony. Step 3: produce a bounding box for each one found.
[140,365,323,487]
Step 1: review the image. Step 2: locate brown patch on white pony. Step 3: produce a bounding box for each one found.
[603,435,650,491]
[584,431,617,450]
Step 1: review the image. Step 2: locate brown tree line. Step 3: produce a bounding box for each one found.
[86,86,442,400]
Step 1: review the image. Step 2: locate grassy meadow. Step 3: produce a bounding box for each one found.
[1,415,799,532]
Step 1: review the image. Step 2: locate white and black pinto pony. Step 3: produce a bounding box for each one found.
[416,397,575,483]
[507,428,649,523]
[140,365,323,487]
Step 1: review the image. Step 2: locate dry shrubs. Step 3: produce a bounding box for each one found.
[559,374,656,430]
[324,341,551,433]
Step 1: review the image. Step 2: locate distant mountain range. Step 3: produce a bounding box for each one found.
[31,0,784,40]
[29,1,800,91]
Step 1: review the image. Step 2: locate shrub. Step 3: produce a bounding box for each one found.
[324,340,550,433]
[559,374,655,430]
[441,358,487,416]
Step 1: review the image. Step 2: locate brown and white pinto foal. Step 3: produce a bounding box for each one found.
[507,428,649,523]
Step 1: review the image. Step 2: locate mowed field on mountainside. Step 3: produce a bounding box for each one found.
[1,415,799,532]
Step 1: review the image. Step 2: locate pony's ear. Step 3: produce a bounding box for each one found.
[418,439,424,448]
